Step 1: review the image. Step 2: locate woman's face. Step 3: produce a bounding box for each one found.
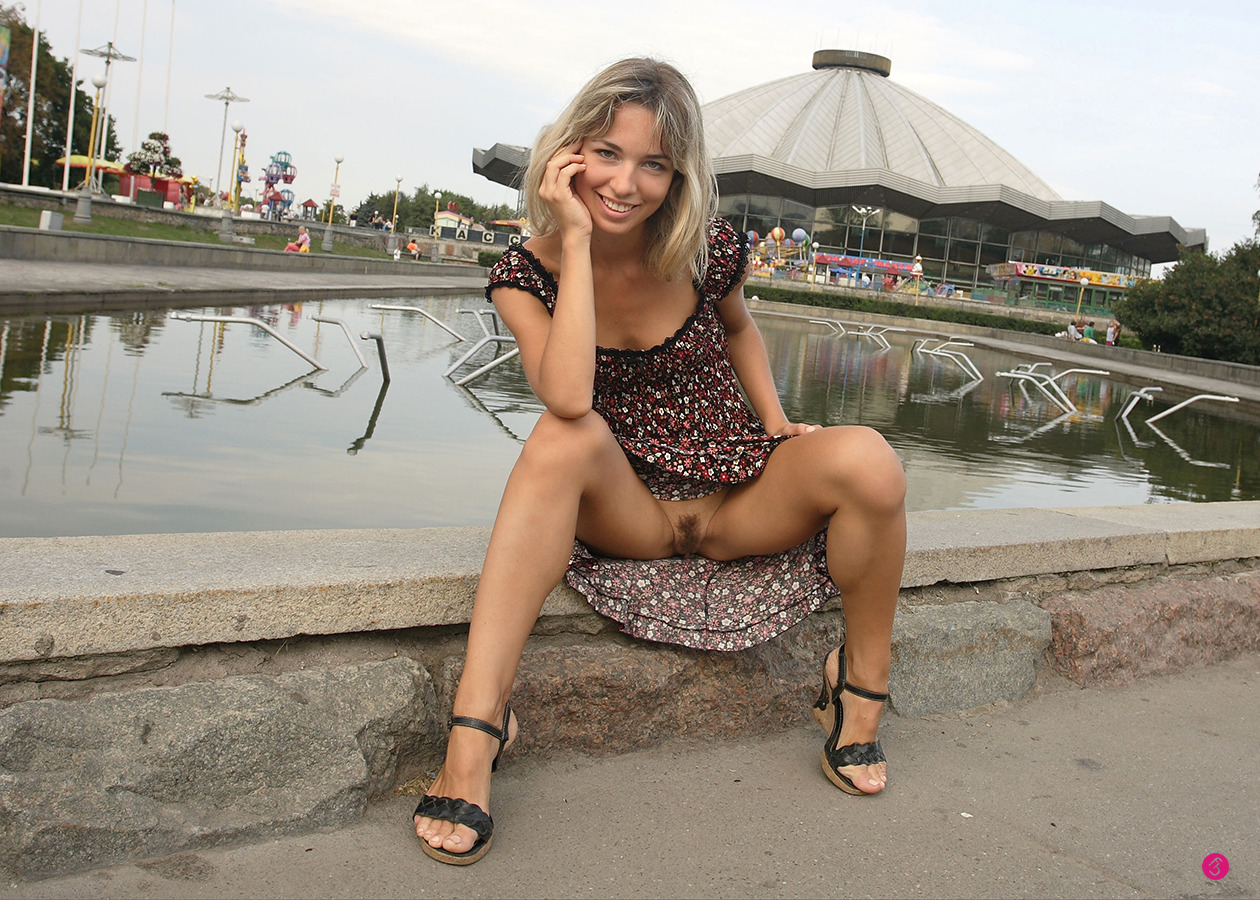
[574,103,677,236]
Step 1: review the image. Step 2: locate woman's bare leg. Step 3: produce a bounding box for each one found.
[700,425,906,793]
[416,410,675,854]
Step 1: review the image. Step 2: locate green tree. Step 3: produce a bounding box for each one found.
[124,131,181,178]
[1115,239,1260,365]
[0,5,121,186]
[351,184,517,232]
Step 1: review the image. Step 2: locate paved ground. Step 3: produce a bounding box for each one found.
[3,654,1255,900]
[0,259,486,308]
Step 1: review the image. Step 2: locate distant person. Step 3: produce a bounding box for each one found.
[407,238,420,259]
[1083,321,1096,341]
[283,225,310,253]
[1067,320,1080,341]
[1106,320,1118,346]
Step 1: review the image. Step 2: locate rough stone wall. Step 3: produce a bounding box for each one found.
[2,558,1257,881]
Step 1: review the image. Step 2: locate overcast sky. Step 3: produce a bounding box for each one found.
[26,0,1260,253]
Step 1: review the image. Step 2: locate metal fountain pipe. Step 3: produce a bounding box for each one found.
[359,332,390,382]
[312,316,368,368]
[1146,393,1240,424]
[369,304,466,342]
[170,313,325,369]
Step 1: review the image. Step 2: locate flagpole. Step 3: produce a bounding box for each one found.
[21,0,42,186]
[61,0,84,191]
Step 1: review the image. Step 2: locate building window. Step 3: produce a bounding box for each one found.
[916,234,948,260]
[920,217,948,237]
[950,217,980,241]
[947,240,979,265]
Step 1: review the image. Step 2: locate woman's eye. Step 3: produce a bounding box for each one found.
[644,161,667,172]
[595,149,616,159]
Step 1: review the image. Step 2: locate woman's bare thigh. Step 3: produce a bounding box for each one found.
[698,426,903,561]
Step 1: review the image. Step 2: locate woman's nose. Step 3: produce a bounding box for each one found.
[608,164,635,196]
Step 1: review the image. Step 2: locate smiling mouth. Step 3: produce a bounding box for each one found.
[598,195,637,214]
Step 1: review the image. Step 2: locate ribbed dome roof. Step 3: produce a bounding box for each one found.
[704,50,1062,203]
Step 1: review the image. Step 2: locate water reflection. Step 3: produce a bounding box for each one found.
[1,298,1258,539]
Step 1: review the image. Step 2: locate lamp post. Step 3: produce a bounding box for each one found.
[851,205,878,268]
[326,155,343,226]
[322,155,343,252]
[229,121,244,212]
[205,87,250,204]
[912,254,923,305]
[811,241,819,289]
[80,41,135,191]
[431,191,442,261]
[1075,275,1090,320]
[72,72,108,224]
[387,175,403,252]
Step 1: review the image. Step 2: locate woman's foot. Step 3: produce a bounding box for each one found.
[414,708,517,856]
[821,647,888,794]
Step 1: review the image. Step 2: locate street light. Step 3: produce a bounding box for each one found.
[72,72,108,224]
[1075,275,1090,320]
[912,254,923,305]
[327,155,343,225]
[322,155,343,252]
[229,121,244,213]
[205,87,250,203]
[433,190,443,234]
[80,41,135,191]
[391,174,404,232]
[83,73,108,187]
[811,241,819,288]
[851,205,878,262]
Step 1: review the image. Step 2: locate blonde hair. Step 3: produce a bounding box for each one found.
[523,57,716,282]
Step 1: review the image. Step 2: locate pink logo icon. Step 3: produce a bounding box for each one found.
[1202,853,1229,880]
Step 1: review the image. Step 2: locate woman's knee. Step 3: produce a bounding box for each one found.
[824,426,906,514]
[518,410,618,474]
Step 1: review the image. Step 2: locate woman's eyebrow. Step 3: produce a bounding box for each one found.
[590,138,670,162]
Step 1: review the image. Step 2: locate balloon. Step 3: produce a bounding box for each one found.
[747,230,759,243]
[784,238,794,247]
[792,228,808,243]
[769,226,785,242]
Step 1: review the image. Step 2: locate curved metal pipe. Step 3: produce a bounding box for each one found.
[170,313,325,369]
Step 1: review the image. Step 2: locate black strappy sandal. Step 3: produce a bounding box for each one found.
[812,646,889,796]
[412,704,513,866]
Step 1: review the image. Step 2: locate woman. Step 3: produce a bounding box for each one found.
[413,57,906,866]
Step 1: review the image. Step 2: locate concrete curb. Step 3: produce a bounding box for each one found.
[4,504,1256,666]
[1,504,1257,880]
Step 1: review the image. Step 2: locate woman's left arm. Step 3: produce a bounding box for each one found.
[717,277,817,437]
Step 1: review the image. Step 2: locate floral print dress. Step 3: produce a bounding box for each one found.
[485,218,835,651]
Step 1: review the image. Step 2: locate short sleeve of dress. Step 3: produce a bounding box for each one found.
[700,217,749,302]
[484,246,558,313]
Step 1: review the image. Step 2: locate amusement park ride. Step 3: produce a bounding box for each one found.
[259,151,297,219]
[748,226,815,276]
[227,125,298,219]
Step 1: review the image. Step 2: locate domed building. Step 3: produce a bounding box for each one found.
[473,50,1205,306]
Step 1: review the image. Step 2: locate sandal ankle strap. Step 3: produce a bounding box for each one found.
[843,681,889,704]
[449,704,513,772]
[448,714,504,742]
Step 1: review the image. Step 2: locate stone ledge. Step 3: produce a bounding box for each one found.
[2,502,1257,666]
[0,657,437,880]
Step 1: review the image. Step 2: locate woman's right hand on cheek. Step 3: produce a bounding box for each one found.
[540,143,592,239]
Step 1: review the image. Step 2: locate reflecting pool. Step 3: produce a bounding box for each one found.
[2,295,1258,538]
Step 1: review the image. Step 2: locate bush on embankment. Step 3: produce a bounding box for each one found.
[749,283,1063,337]
[1115,239,1260,365]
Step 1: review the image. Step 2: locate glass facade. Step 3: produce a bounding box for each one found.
[717,194,1153,292]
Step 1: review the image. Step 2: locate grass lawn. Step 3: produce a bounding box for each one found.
[0,202,389,258]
